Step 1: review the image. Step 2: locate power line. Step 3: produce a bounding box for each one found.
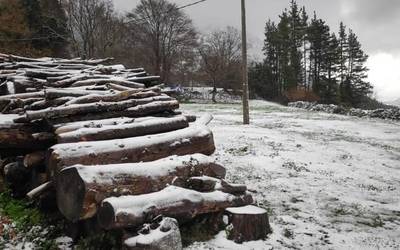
[126,0,207,24]
[177,0,207,10]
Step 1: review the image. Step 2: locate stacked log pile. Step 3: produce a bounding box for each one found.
[0,54,270,248]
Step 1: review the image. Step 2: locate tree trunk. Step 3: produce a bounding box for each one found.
[57,116,189,143]
[15,95,175,122]
[47,124,215,178]
[186,176,247,195]
[97,186,253,229]
[225,205,272,243]
[23,151,46,169]
[64,90,160,106]
[44,99,178,125]
[56,154,226,221]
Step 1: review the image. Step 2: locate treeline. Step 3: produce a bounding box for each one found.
[0,0,68,57]
[250,0,373,107]
[0,0,375,107]
[0,0,242,96]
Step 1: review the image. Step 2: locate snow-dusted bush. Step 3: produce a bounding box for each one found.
[288,101,400,120]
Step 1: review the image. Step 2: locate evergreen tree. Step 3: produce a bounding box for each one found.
[300,7,309,90]
[288,0,303,87]
[320,33,340,103]
[262,20,280,96]
[258,0,372,106]
[338,22,349,89]
[346,29,372,105]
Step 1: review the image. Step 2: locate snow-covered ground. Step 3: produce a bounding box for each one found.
[182,100,400,250]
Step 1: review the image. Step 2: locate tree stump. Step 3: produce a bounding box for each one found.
[225,205,271,243]
[123,217,182,250]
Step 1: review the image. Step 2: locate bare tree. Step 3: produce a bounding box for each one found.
[63,0,115,58]
[127,0,198,82]
[198,26,242,102]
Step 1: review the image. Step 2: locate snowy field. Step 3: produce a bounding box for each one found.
[182,100,400,250]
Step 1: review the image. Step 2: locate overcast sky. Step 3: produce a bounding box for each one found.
[113,0,400,102]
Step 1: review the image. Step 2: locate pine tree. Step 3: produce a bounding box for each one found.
[300,7,309,90]
[288,0,303,87]
[346,29,372,105]
[338,22,349,103]
[308,13,330,97]
[263,20,280,97]
[320,33,340,103]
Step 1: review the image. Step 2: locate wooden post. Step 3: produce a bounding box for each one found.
[241,0,250,124]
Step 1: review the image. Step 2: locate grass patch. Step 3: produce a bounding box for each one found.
[76,231,122,250]
[0,190,65,249]
[0,191,42,230]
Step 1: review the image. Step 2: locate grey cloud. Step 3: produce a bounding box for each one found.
[113,0,400,54]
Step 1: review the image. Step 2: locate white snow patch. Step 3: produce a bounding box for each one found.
[226,205,266,215]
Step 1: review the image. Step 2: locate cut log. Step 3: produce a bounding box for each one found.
[186,176,247,195]
[97,186,253,229]
[57,116,189,143]
[106,83,137,91]
[17,95,174,122]
[48,123,215,177]
[23,151,46,169]
[225,205,272,243]
[56,154,226,221]
[53,117,137,134]
[3,160,32,197]
[25,96,74,111]
[70,78,144,89]
[0,128,55,149]
[123,217,182,250]
[44,88,115,100]
[26,181,53,200]
[44,99,178,125]
[0,91,44,110]
[64,90,160,105]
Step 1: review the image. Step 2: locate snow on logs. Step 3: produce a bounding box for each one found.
[56,154,226,221]
[56,115,189,143]
[0,54,270,245]
[123,217,183,250]
[97,185,253,229]
[47,123,216,177]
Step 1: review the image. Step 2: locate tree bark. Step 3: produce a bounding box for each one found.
[97,186,253,229]
[23,151,46,169]
[43,99,178,125]
[56,154,226,221]
[186,176,247,195]
[57,116,189,143]
[16,95,175,122]
[64,90,160,105]
[47,123,215,178]
[70,79,144,89]
[225,205,272,243]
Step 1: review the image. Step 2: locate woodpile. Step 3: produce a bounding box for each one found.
[0,54,270,247]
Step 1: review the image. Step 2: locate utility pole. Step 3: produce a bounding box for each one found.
[241,0,250,124]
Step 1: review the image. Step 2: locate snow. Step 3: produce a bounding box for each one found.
[59,116,188,140]
[70,154,215,184]
[226,205,266,215]
[6,81,14,94]
[51,123,211,160]
[182,100,400,249]
[0,114,18,124]
[104,186,237,223]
